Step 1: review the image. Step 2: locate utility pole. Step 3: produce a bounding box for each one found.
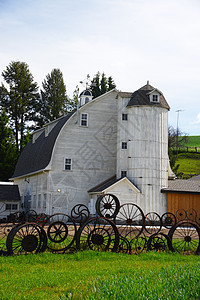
[176,110,183,159]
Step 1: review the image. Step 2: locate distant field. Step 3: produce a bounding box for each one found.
[180,135,200,147]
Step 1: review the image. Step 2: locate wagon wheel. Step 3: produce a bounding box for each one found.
[71,204,90,225]
[130,235,147,254]
[6,223,47,255]
[45,213,76,252]
[161,212,176,229]
[186,208,197,222]
[168,221,200,254]
[0,224,14,255]
[95,194,120,219]
[145,212,162,235]
[114,203,145,239]
[116,236,130,254]
[25,210,37,222]
[147,233,172,252]
[176,209,187,222]
[76,217,119,252]
[36,213,48,226]
[8,211,26,225]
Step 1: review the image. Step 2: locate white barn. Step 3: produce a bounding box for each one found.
[11,82,172,216]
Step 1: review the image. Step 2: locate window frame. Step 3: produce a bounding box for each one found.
[122,142,127,149]
[80,113,88,127]
[64,158,72,171]
[122,113,128,121]
[121,171,127,177]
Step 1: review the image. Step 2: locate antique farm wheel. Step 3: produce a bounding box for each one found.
[130,235,147,254]
[176,209,187,222]
[25,210,37,222]
[186,208,197,222]
[114,203,145,239]
[168,221,200,254]
[36,213,48,226]
[6,223,47,255]
[0,223,14,255]
[147,233,172,252]
[95,194,120,219]
[145,212,162,235]
[116,236,130,254]
[76,217,119,252]
[71,204,90,225]
[161,212,177,229]
[45,213,77,252]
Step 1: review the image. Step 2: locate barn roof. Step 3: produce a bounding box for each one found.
[11,112,75,179]
[0,185,20,202]
[127,83,170,109]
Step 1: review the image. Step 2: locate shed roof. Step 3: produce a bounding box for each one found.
[11,112,75,179]
[127,83,170,110]
[0,185,20,202]
[161,179,200,194]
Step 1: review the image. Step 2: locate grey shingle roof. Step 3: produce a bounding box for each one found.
[117,92,132,98]
[11,112,75,179]
[161,179,200,194]
[0,185,20,201]
[88,175,118,193]
[127,84,170,109]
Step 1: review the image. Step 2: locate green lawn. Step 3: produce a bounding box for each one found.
[0,251,200,299]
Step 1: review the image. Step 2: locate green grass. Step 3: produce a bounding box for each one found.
[175,152,200,178]
[0,251,200,299]
[183,136,200,147]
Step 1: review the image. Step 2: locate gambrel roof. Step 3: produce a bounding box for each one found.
[11,112,75,179]
[127,83,170,109]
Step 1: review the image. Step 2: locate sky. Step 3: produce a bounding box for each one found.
[0,0,200,135]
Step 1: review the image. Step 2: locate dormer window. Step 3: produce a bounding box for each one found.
[152,95,158,102]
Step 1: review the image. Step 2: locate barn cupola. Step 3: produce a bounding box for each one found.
[79,89,93,107]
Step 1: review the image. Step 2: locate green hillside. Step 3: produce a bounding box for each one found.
[183,135,200,147]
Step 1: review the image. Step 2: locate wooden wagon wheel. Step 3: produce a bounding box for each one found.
[45,213,77,253]
[145,212,162,235]
[114,203,145,239]
[116,236,130,254]
[95,194,120,219]
[168,221,200,254]
[6,223,47,255]
[161,212,176,229]
[76,216,119,252]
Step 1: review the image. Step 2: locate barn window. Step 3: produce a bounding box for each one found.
[5,204,11,210]
[64,158,72,171]
[80,113,88,127]
[122,113,128,121]
[152,95,158,102]
[121,171,127,177]
[122,142,127,149]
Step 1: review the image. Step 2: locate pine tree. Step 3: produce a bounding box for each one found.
[0,109,18,181]
[90,72,116,98]
[0,61,39,152]
[100,72,107,94]
[90,72,101,98]
[37,69,68,126]
[107,76,116,91]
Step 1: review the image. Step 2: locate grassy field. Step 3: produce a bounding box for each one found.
[183,136,200,147]
[0,251,200,299]
[176,152,200,178]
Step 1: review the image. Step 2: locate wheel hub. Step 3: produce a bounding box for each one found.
[21,234,38,252]
[185,235,192,242]
[165,217,172,224]
[91,233,104,245]
[104,203,112,209]
[126,218,133,225]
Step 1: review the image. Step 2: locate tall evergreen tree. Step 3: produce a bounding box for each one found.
[37,68,68,126]
[107,76,116,90]
[100,72,107,94]
[0,61,39,152]
[90,72,116,98]
[0,109,18,181]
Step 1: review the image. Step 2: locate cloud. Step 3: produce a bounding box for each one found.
[193,113,200,125]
